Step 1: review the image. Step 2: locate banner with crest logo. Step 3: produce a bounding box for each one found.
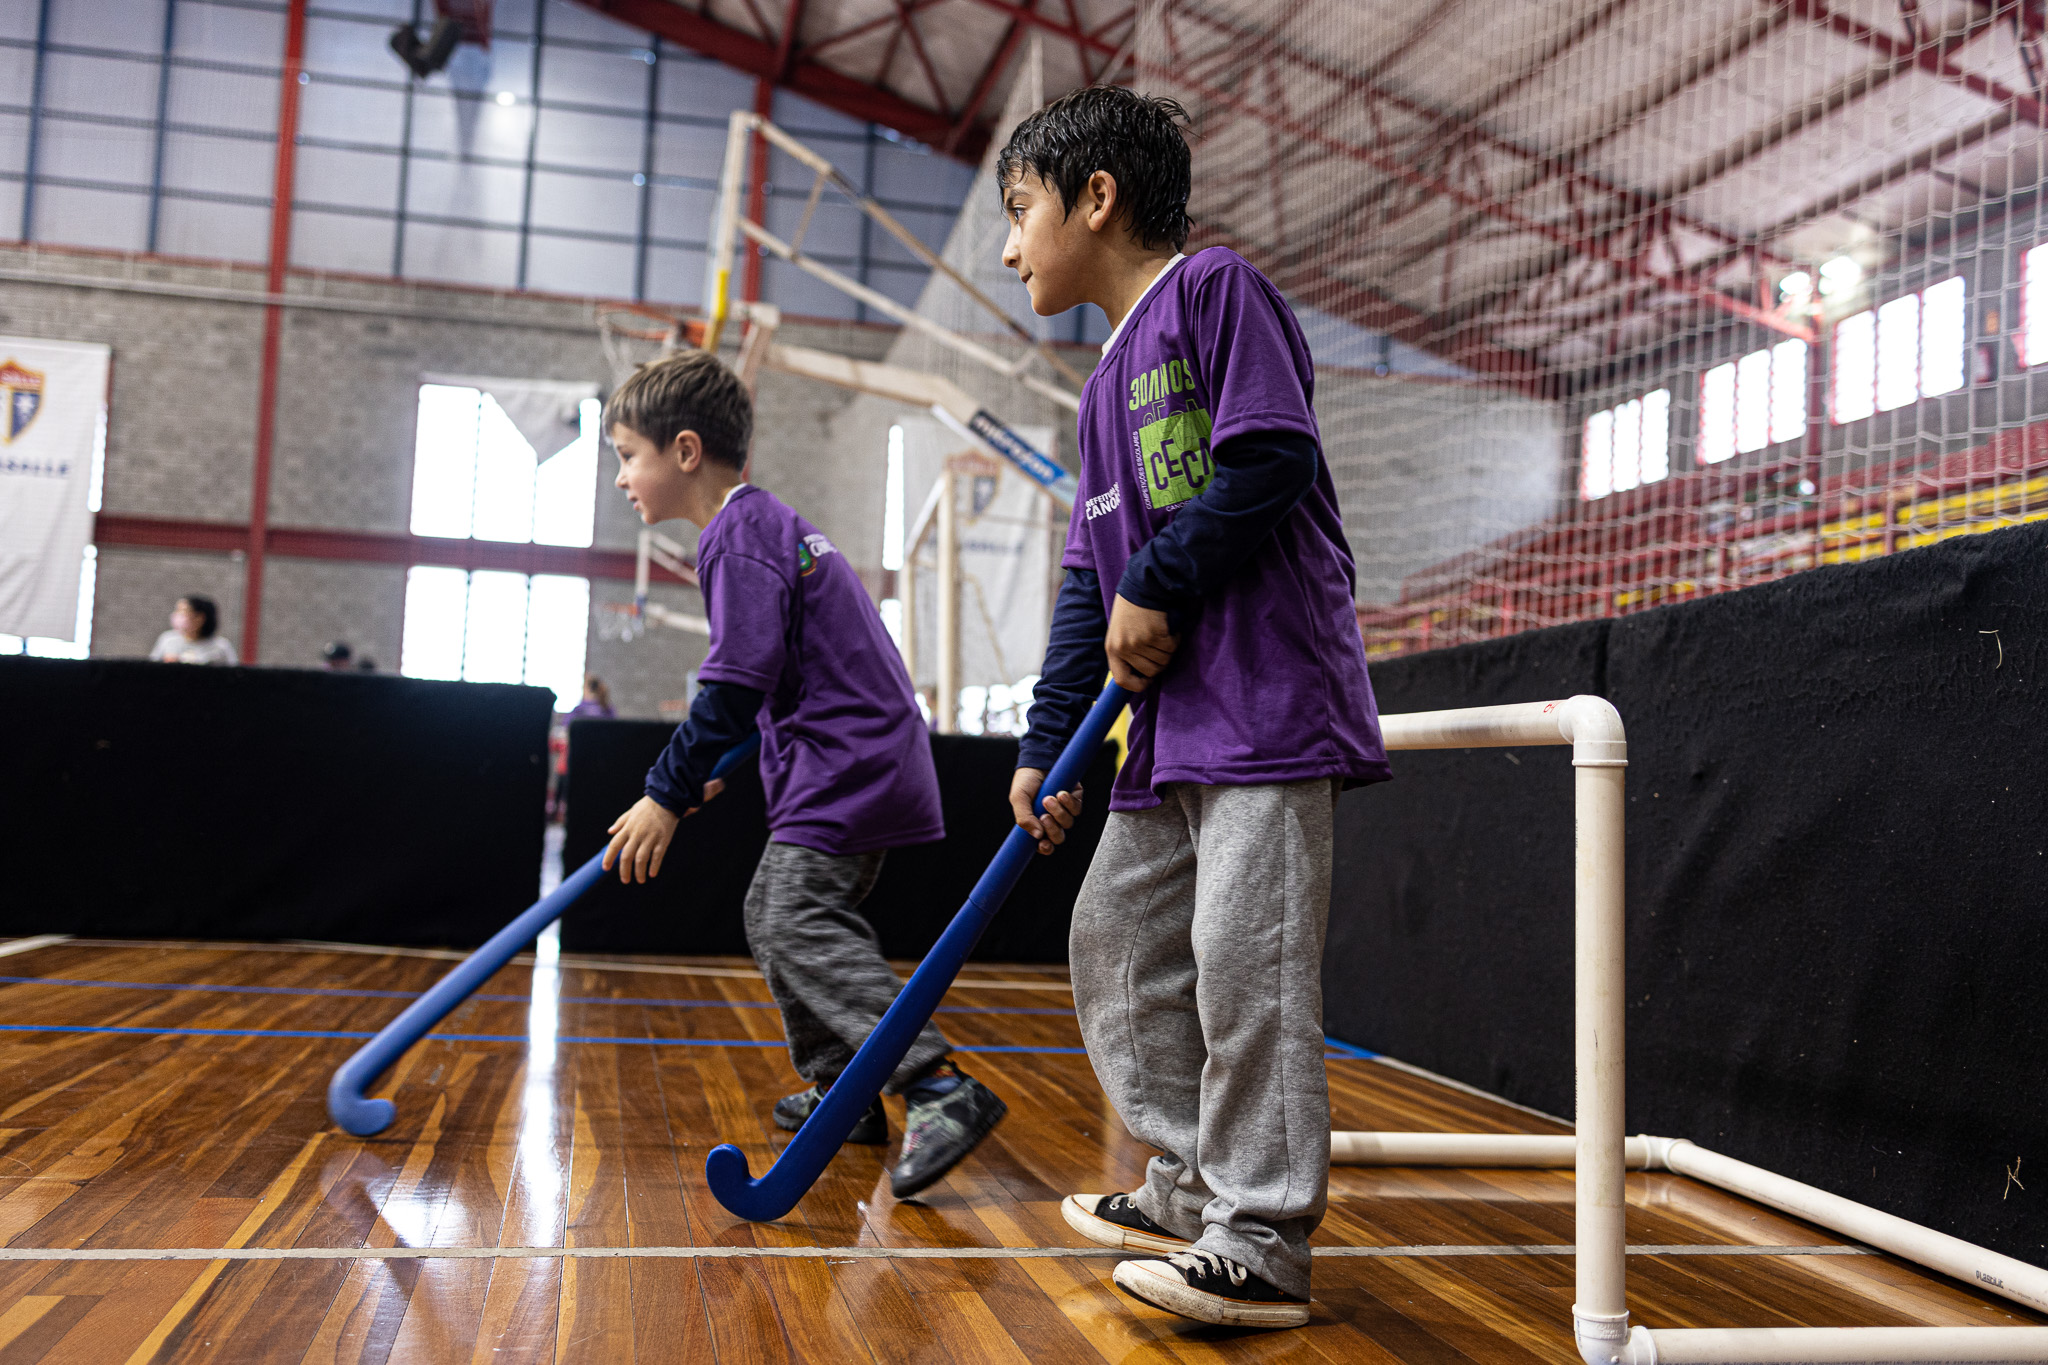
[0,337,110,641]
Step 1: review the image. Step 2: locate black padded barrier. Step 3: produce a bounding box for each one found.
[559,723,1116,964]
[1330,519,2048,1266]
[0,658,553,946]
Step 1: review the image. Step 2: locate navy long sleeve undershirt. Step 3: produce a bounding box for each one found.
[1016,567,1108,773]
[1016,429,1321,772]
[645,680,765,814]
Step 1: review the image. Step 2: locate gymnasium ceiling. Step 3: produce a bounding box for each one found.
[569,0,2048,389]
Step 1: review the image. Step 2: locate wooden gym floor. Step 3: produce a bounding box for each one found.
[0,936,2035,1363]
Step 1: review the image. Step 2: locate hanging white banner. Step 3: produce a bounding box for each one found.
[0,337,108,642]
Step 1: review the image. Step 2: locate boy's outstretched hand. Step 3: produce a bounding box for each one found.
[1106,594,1177,692]
[1010,768,1084,857]
[603,784,722,883]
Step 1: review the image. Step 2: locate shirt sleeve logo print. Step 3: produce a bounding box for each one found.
[1127,356,1214,511]
[796,532,839,577]
[1084,483,1122,520]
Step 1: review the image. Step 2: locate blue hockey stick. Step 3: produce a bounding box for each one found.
[706,680,1128,1221]
[327,732,763,1136]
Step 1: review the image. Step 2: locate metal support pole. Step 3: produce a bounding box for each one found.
[514,3,544,289]
[936,460,959,734]
[634,37,660,301]
[391,0,421,277]
[243,0,308,663]
[146,0,178,254]
[21,0,51,241]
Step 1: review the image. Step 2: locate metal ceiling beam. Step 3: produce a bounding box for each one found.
[797,0,947,62]
[1648,0,2023,210]
[1188,223,1551,397]
[1155,3,1777,296]
[568,0,986,157]
[945,4,1032,153]
[1785,0,2046,124]
[1453,0,1643,124]
[1171,56,1810,338]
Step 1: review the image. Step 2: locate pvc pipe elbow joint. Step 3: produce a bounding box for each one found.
[1559,695,1628,768]
[1575,1308,1657,1365]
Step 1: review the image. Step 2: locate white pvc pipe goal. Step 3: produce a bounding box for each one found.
[1350,697,2048,1365]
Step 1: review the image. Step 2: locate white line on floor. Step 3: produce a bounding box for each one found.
[0,936,70,961]
[0,1243,1870,1263]
[61,940,1077,992]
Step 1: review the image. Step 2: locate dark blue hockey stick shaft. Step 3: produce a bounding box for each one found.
[706,681,1128,1221]
[327,732,763,1136]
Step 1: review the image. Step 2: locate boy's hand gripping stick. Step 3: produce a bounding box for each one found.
[705,681,1129,1221]
[326,734,763,1137]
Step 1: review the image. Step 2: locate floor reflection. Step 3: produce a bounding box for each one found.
[517,918,565,1238]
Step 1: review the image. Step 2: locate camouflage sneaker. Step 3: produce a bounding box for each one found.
[772,1085,887,1145]
[888,1074,1007,1199]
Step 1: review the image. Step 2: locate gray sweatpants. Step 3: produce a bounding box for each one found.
[742,840,952,1094]
[1069,779,1337,1300]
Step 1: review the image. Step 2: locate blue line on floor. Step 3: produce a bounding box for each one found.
[1323,1036,1379,1060]
[0,977,1075,1017]
[0,1022,1368,1060]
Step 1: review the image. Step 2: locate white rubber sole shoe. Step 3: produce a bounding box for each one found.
[1111,1257,1311,1329]
[1060,1194,1192,1256]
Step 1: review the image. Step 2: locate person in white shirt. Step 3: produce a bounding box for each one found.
[148,595,237,665]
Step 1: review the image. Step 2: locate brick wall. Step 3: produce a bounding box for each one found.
[0,246,902,716]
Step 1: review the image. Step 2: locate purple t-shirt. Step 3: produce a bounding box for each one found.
[1066,247,1392,810]
[697,485,944,854]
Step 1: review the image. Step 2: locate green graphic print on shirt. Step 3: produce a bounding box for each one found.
[1128,357,1215,511]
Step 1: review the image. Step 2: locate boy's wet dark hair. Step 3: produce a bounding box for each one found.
[996,87,1193,253]
[604,348,753,471]
[182,594,219,639]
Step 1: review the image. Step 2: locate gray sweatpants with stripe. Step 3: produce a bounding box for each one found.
[1069,779,1337,1300]
[742,840,951,1094]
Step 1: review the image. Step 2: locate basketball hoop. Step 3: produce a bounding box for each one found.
[597,601,644,643]
[596,303,707,387]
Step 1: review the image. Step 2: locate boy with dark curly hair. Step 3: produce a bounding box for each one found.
[1000,88,1391,1328]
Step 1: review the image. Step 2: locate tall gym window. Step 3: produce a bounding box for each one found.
[1580,389,1671,500]
[1831,276,1966,423]
[1699,341,1808,464]
[409,384,600,547]
[401,568,590,709]
[402,383,600,708]
[2020,244,2048,367]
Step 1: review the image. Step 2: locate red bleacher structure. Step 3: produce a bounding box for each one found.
[1358,420,2048,658]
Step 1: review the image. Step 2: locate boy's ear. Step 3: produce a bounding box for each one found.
[669,429,704,471]
[1083,170,1120,235]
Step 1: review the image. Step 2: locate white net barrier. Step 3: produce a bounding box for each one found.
[1124,0,2048,654]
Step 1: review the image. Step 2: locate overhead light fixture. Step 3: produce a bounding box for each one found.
[1818,255,1863,299]
[495,90,516,106]
[389,17,462,79]
[1777,271,1814,303]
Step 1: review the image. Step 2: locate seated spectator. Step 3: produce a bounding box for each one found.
[562,674,614,721]
[149,595,237,665]
[548,675,615,821]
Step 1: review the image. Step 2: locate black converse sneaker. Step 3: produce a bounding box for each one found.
[888,1068,1007,1199]
[772,1085,887,1145]
[1061,1193,1192,1256]
[1112,1249,1310,1328]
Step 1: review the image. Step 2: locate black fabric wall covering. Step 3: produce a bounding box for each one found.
[0,659,552,946]
[1331,520,2048,1266]
[560,725,1115,964]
